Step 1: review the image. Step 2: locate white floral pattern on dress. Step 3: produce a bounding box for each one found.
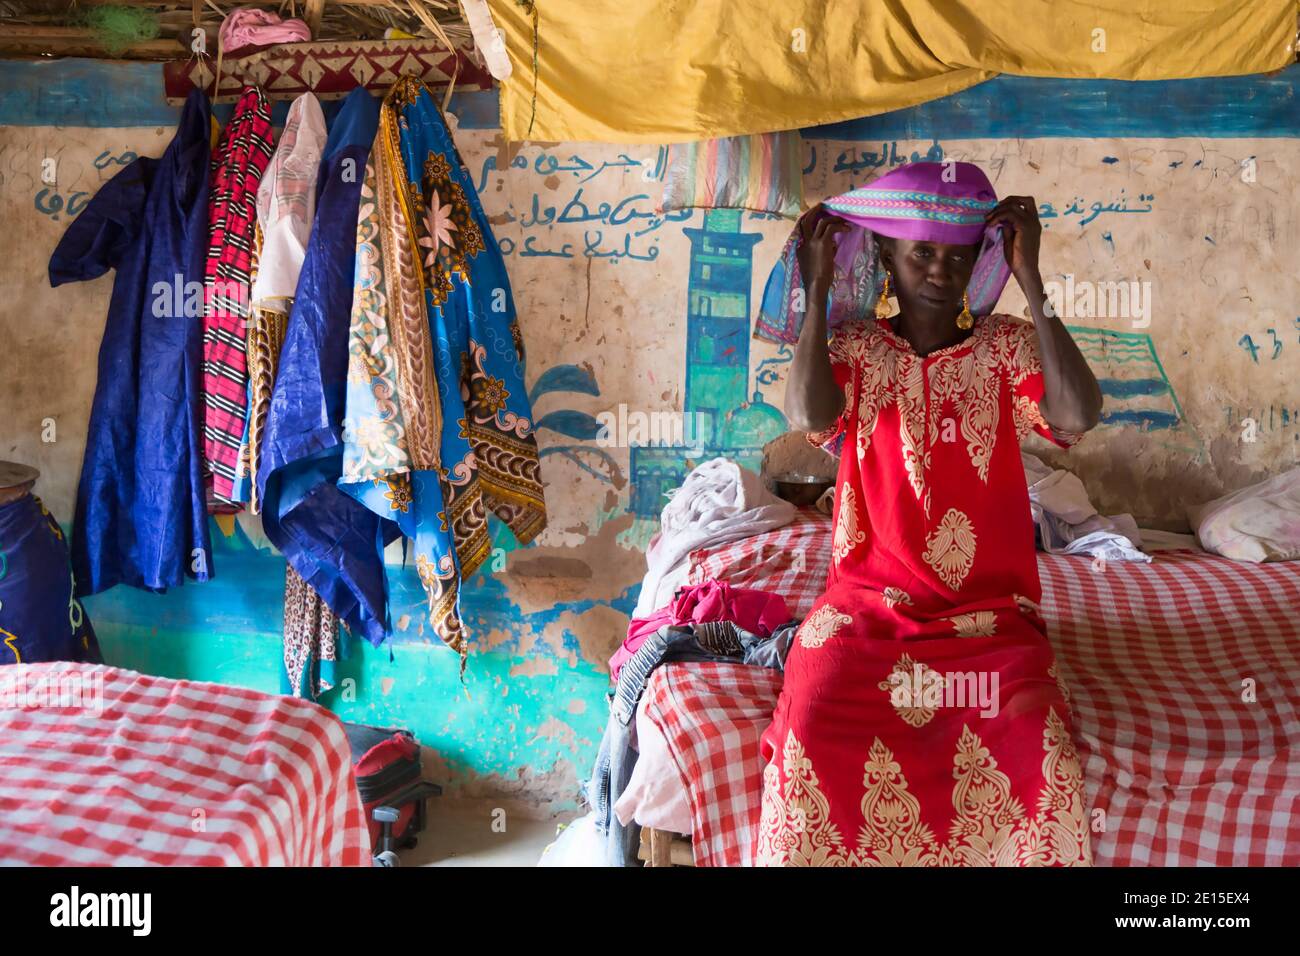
[923,508,978,591]
[797,604,853,649]
[878,653,944,727]
[756,709,1092,867]
[881,587,913,609]
[949,610,997,637]
[832,483,866,564]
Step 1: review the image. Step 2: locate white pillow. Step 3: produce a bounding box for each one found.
[1188,466,1300,562]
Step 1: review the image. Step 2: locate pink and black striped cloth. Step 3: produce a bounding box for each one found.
[203,86,274,508]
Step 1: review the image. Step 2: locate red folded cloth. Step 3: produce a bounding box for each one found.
[609,579,791,682]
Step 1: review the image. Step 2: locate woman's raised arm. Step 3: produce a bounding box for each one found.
[785,212,850,433]
[986,196,1102,434]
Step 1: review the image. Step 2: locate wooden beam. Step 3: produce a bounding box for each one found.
[0,49,185,61]
[637,827,695,867]
[0,36,188,59]
[0,1,471,61]
[2,25,129,38]
[305,0,326,37]
[647,827,672,867]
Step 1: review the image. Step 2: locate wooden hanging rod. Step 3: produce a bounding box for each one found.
[35,1,458,8]
[0,0,473,62]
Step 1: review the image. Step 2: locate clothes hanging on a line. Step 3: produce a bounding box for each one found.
[232,91,327,510]
[257,87,399,694]
[340,76,547,661]
[49,89,214,596]
[202,86,274,510]
[50,76,549,677]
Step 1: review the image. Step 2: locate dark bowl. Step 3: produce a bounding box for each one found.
[770,472,835,506]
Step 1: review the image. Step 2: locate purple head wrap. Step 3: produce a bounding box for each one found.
[755,161,1012,344]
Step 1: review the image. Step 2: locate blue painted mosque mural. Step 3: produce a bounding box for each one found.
[627,209,787,520]
[527,208,790,545]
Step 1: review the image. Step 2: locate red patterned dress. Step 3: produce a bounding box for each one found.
[757,313,1093,866]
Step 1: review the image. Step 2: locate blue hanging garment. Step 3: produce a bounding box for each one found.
[257,89,400,695]
[48,90,214,596]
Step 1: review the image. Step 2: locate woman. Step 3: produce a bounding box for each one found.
[756,161,1102,866]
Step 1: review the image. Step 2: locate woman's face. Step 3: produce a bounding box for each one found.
[879,237,981,323]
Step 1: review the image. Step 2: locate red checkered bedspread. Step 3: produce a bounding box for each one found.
[0,663,370,866]
[687,509,830,618]
[646,510,1300,866]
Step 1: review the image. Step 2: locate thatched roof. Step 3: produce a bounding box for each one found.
[0,1,474,60]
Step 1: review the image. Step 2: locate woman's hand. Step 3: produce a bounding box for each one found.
[785,207,849,433]
[994,195,1103,434]
[796,207,850,295]
[985,196,1042,284]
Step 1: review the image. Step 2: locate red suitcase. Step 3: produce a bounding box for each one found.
[343,722,441,866]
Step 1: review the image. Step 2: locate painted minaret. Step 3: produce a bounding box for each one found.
[681,208,764,445]
[626,209,785,521]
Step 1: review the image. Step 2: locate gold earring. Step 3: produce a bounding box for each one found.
[875,270,892,320]
[956,290,974,330]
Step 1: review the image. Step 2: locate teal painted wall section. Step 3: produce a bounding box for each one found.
[0,58,500,129]
[9,56,1298,138]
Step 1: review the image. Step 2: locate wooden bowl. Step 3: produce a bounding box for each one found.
[0,460,38,506]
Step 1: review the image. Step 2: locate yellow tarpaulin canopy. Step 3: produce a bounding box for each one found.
[488,0,1297,143]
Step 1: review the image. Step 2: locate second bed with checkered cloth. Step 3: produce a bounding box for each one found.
[0,662,370,866]
[637,512,1300,866]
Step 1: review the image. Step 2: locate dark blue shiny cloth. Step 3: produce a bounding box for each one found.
[48,90,213,596]
[0,494,101,665]
[258,89,396,650]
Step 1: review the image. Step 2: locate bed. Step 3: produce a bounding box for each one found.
[0,662,370,865]
[625,510,1300,866]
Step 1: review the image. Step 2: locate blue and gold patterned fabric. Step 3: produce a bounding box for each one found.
[341,77,546,660]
